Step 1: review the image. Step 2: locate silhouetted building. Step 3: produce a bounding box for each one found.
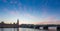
[0,19,19,28]
[17,19,19,25]
[16,19,19,28]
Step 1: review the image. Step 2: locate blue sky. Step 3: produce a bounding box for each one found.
[0,0,60,24]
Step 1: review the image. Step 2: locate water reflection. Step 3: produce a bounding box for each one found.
[1,28,4,31]
[17,28,19,31]
[0,28,60,31]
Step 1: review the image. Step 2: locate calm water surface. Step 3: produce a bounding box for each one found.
[0,28,59,31]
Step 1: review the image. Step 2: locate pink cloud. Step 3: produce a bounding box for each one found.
[33,6,60,24]
[34,15,60,24]
[24,13,36,19]
[41,7,48,16]
[2,0,7,3]
[10,0,17,4]
[10,11,16,15]
[9,10,20,17]
[3,8,8,12]
[18,3,22,7]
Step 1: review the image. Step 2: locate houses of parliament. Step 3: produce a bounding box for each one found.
[0,19,19,28]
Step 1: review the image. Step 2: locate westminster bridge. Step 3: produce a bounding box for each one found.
[20,24,60,30]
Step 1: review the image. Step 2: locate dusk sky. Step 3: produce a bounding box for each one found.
[0,0,60,24]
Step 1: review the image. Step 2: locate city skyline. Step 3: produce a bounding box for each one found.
[0,0,60,24]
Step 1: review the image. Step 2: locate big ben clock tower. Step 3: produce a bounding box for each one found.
[17,19,19,25]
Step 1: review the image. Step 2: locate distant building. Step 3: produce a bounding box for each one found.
[0,19,20,28]
[17,19,19,25]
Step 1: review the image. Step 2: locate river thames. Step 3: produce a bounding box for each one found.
[0,28,60,31]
